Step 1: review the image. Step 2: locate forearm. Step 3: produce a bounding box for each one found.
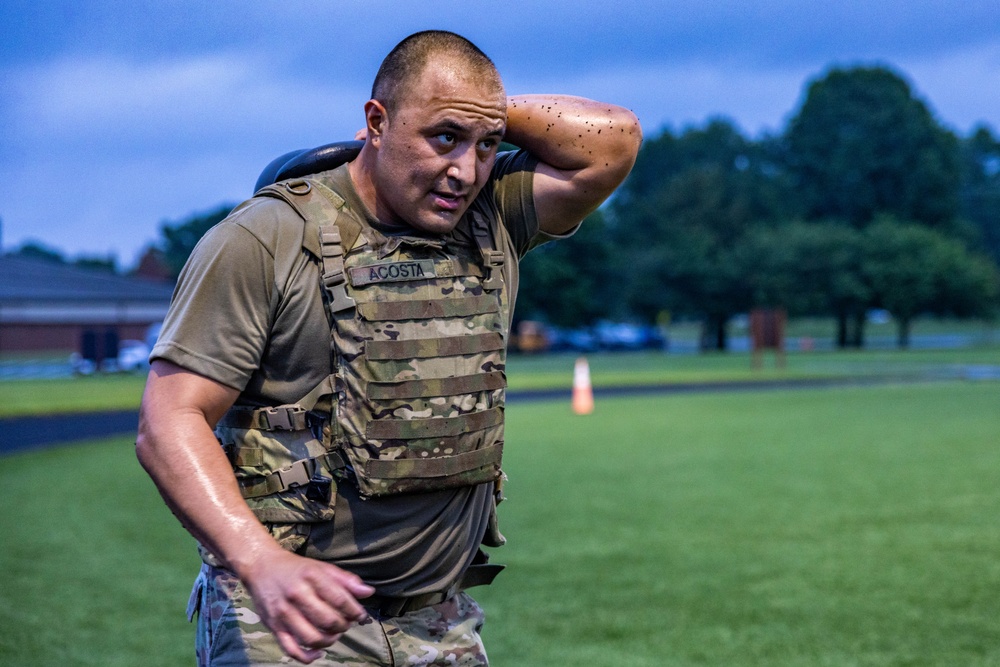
[505,94,641,233]
[135,365,282,578]
[505,94,641,177]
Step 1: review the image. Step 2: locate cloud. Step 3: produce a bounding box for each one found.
[2,0,1000,263]
[0,52,371,262]
[902,42,1000,132]
[4,53,366,154]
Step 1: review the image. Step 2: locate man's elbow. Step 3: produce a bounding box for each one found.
[611,108,642,177]
[589,107,641,192]
[135,405,159,473]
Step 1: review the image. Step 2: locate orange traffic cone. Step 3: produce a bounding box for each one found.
[572,356,594,415]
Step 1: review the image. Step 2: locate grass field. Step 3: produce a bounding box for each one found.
[2,379,999,666]
[0,374,148,418]
[2,345,1000,417]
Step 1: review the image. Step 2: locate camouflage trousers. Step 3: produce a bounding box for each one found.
[187,563,490,666]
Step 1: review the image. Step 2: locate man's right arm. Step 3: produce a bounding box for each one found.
[136,360,373,664]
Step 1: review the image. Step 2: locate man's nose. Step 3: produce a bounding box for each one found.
[446,145,478,186]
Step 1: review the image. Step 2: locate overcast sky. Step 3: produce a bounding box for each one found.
[2,0,999,267]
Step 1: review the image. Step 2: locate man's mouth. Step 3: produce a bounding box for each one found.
[431,190,465,211]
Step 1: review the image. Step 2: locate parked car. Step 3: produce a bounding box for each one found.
[593,321,668,351]
[116,339,151,372]
[546,326,599,353]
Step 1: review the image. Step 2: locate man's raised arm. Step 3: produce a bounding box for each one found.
[504,94,642,235]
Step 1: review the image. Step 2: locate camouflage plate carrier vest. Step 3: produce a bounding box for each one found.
[213,174,509,546]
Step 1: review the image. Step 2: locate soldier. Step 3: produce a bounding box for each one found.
[136,30,640,666]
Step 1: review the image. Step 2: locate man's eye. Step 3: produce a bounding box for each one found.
[477,139,498,152]
[435,133,457,146]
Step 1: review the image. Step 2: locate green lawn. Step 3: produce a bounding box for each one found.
[3,345,999,417]
[505,346,1000,391]
[2,380,999,666]
[0,374,148,417]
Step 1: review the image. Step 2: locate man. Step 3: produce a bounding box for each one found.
[137,30,640,666]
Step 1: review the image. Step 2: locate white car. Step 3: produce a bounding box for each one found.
[116,340,151,372]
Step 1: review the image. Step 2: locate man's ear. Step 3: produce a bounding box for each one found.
[364,99,388,147]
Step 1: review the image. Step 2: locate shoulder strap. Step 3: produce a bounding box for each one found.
[256,179,359,313]
[470,210,505,290]
[251,178,358,426]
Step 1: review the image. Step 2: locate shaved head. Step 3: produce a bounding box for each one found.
[372,31,503,113]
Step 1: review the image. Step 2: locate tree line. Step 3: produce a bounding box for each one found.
[517,65,1000,349]
[12,64,995,351]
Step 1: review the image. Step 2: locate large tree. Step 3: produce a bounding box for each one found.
[862,217,999,347]
[959,125,1000,267]
[611,119,794,349]
[738,221,870,347]
[786,66,962,228]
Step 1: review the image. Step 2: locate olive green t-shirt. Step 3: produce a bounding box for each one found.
[152,150,560,596]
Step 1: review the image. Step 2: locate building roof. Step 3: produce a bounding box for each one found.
[0,255,176,303]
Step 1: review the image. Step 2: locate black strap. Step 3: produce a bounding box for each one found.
[361,553,505,618]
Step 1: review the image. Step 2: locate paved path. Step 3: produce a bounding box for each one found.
[3,369,997,455]
[1,410,138,455]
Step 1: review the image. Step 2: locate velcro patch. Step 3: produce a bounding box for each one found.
[349,260,437,286]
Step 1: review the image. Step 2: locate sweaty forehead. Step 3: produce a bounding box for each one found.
[399,63,506,125]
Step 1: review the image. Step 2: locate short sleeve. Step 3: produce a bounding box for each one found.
[150,208,277,390]
[490,150,579,257]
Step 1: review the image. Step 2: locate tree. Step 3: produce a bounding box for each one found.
[611,119,794,350]
[959,125,1000,267]
[12,241,66,264]
[159,203,235,278]
[515,209,614,328]
[786,66,962,228]
[863,217,999,347]
[738,221,870,347]
[73,255,118,274]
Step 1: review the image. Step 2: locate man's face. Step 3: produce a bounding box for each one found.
[369,61,506,235]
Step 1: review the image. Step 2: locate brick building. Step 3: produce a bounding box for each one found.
[0,255,175,364]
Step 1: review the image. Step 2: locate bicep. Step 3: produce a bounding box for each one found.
[139,360,240,444]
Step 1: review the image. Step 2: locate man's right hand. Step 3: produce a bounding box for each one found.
[239,548,375,664]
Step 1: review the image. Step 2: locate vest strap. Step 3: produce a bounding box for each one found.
[320,223,356,313]
[367,371,505,400]
[471,211,504,290]
[366,408,503,440]
[358,294,499,321]
[237,451,348,499]
[366,332,503,360]
[362,442,503,480]
[219,405,309,431]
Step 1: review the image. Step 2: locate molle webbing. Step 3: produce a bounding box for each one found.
[367,371,505,400]
[365,332,503,360]
[357,294,498,321]
[366,406,503,440]
[362,443,503,480]
[236,172,511,500]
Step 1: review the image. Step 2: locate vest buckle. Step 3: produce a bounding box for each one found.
[260,406,308,431]
[481,249,504,290]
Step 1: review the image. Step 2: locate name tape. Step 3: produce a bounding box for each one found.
[349,260,438,286]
